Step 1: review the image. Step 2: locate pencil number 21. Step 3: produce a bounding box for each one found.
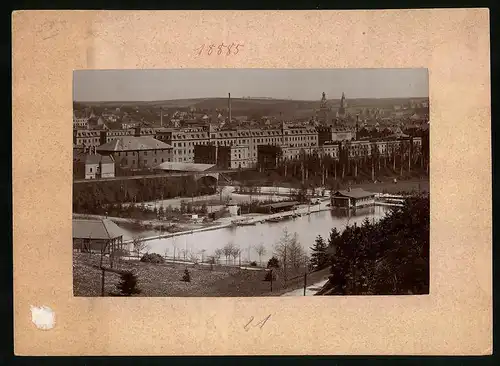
[244,314,271,332]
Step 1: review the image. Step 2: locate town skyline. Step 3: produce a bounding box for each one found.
[73,69,429,102]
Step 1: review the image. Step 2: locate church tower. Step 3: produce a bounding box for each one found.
[318,92,330,125]
[337,92,347,119]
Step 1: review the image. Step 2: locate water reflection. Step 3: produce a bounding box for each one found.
[118,205,391,263]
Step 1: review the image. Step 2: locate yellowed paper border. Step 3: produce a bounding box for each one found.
[12,9,491,355]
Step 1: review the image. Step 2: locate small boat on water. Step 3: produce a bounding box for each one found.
[267,217,282,223]
[237,220,256,226]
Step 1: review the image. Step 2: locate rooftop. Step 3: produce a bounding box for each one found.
[97,136,172,152]
[73,218,125,240]
[260,201,300,209]
[73,152,115,165]
[333,188,375,199]
[153,162,217,172]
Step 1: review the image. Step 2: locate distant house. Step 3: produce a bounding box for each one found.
[73,147,115,180]
[73,218,131,254]
[331,188,375,209]
[73,116,89,129]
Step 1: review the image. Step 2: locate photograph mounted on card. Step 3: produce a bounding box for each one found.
[12,9,491,356]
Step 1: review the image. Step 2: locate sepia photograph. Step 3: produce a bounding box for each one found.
[72,68,430,297]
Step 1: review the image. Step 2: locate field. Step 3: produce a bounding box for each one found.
[73,253,331,297]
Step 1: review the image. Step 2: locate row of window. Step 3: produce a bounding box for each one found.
[174,149,194,155]
[115,150,169,157]
[121,158,171,165]
[284,136,316,142]
[288,143,317,148]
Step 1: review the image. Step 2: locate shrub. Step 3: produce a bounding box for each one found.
[182,269,191,282]
[267,256,280,269]
[250,261,257,267]
[115,271,141,296]
[140,253,165,264]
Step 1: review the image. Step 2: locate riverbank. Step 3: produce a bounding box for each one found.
[73,177,428,243]
[73,253,331,297]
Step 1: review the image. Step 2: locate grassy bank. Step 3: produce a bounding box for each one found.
[73,253,330,297]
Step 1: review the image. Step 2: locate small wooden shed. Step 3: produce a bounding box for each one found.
[73,218,129,254]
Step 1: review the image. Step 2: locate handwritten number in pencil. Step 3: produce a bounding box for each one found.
[244,314,271,331]
[244,316,255,332]
[254,314,271,329]
[217,43,225,55]
[194,43,243,56]
[195,44,205,56]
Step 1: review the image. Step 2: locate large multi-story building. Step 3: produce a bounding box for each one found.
[96,136,173,171]
[191,123,319,167]
[194,144,251,169]
[318,142,340,159]
[73,116,89,129]
[257,145,283,170]
[156,128,210,163]
[73,129,102,147]
[217,145,250,169]
[193,144,217,165]
[73,111,423,172]
[317,125,356,145]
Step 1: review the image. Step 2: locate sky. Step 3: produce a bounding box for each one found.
[73,68,428,102]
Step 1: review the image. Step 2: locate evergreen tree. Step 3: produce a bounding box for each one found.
[319,194,429,296]
[267,256,280,269]
[310,235,328,269]
[327,228,341,256]
[182,269,191,282]
[116,271,141,296]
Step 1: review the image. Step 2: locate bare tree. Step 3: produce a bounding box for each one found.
[214,248,223,264]
[223,242,236,265]
[254,243,267,266]
[231,247,241,266]
[133,236,148,259]
[274,228,307,280]
[188,251,199,264]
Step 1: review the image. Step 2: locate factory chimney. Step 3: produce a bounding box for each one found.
[228,93,232,124]
[160,107,163,127]
[355,115,359,140]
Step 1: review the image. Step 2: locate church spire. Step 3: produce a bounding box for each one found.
[320,92,327,108]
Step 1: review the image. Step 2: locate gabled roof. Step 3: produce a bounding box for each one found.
[74,152,115,165]
[97,136,172,152]
[260,201,300,209]
[333,188,375,199]
[73,219,125,240]
[85,154,101,165]
[153,162,217,172]
[100,155,115,164]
